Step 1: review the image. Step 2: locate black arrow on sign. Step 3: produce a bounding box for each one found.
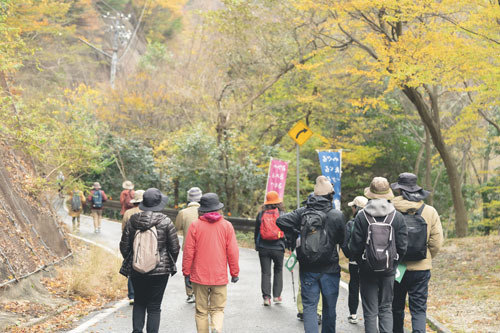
[296,128,308,139]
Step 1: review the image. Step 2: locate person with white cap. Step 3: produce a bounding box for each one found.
[277,175,345,333]
[175,186,203,303]
[341,195,368,324]
[349,177,408,333]
[120,180,135,216]
[87,182,108,233]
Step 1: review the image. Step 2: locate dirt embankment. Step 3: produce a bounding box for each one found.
[0,146,70,286]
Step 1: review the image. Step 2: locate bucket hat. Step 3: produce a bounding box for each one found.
[93,182,101,190]
[139,188,168,211]
[348,196,368,208]
[198,193,224,213]
[264,191,282,205]
[364,177,394,200]
[314,175,334,196]
[187,187,202,203]
[391,173,422,192]
[130,190,145,204]
[122,180,134,190]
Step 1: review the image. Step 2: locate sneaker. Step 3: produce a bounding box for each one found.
[273,296,282,304]
[297,313,303,321]
[94,229,98,233]
[317,314,322,325]
[263,296,271,306]
[186,295,195,303]
[348,314,358,324]
[129,299,134,305]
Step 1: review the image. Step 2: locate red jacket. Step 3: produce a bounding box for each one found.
[120,189,135,215]
[182,214,239,285]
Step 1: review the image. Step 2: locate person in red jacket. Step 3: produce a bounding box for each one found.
[182,193,239,333]
[120,180,135,216]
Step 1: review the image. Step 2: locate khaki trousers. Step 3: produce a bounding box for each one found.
[91,209,102,230]
[192,283,227,333]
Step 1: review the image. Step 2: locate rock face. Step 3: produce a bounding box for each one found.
[0,147,70,286]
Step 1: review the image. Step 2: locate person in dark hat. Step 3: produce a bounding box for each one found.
[120,188,180,333]
[391,173,443,333]
[182,193,239,333]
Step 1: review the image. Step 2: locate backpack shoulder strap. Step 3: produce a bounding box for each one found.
[386,210,396,225]
[362,209,376,225]
[416,204,425,215]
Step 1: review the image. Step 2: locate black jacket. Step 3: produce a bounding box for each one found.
[276,195,345,274]
[349,199,408,276]
[120,211,180,276]
[254,210,286,251]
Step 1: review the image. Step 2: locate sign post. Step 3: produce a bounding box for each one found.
[288,121,313,208]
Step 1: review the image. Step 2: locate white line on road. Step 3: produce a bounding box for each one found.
[68,298,129,333]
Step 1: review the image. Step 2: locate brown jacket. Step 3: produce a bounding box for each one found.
[393,196,443,271]
[66,191,86,217]
[175,202,200,250]
[122,206,141,231]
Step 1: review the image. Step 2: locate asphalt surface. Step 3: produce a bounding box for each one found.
[57,198,365,332]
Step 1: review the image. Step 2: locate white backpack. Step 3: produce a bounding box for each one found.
[132,226,160,274]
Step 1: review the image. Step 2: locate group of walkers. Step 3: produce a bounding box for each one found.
[73,170,442,333]
[256,173,443,333]
[117,184,239,333]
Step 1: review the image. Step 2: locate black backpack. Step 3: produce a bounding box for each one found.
[298,207,333,264]
[402,204,427,261]
[362,210,398,273]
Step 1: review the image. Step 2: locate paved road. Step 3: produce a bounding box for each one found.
[57,198,365,332]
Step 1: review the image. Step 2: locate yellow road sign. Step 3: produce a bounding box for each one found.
[288,120,313,145]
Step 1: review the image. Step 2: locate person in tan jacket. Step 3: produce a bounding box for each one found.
[391,173,444,333]
[175,186,202,303]
[121,189,144,304]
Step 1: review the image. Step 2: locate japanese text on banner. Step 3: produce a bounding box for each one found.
[317,151,342,210]
[265,159,289,200]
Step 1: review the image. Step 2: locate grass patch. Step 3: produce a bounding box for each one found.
[236,231,254,249]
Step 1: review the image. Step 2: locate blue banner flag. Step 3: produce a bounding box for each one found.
[318,151,342,210]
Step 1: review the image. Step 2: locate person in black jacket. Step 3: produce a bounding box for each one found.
[340,195,368,324]
[120,188,180,333]
[349,177,408,333]
[254,191,286,306]
[277,176,345,333]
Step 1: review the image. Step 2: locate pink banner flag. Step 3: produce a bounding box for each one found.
[265,158,289,200]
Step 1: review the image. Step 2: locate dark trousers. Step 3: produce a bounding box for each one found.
[360,274,394,333]
[128,277,135,300]
[393,270,431,333]
[131,274,169,333]
[258,248,284,298]
[348,263,360,315]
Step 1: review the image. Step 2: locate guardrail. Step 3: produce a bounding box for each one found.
[99,200,256,232]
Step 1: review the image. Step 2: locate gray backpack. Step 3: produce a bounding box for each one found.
[132,226,160,274]
[362,210,398,273]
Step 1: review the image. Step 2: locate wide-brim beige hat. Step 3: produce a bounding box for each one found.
[364,177,394,200]
[130,190,145,204]
[122,180,134,190]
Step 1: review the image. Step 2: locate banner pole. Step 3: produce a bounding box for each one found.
[296,144,300,209]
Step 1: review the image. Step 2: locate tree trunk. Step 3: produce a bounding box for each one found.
[403,86,468,237]
[424,127,433,206]
[173,178,179,206]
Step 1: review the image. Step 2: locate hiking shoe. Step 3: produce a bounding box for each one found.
[348,314,358,324]
[263,296,271,306]
[273,296,282,304]
[297,313,303,321]
[129,299,134,305]
[186,295,195,303]
[317,314,322,325]
[94,229,98,233]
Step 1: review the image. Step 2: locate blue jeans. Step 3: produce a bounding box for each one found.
[300,270,340,333]
[128,277,135,300]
